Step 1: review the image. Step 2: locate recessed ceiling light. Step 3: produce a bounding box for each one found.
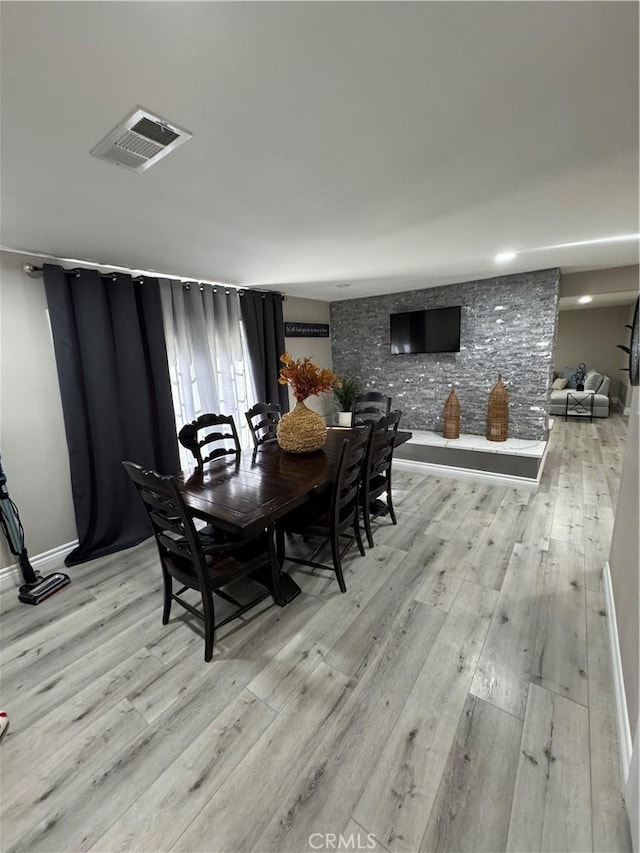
[578,295,592,304]
[495,251,516,263]
[336,283,351,288]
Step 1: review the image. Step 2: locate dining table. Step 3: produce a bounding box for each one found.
[174,425,412,602]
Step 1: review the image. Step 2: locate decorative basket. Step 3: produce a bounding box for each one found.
[443,388,461,439]
[277,400,327,453]
[486,374,509,442]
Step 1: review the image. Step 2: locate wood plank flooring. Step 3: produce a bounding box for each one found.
[0,414,632,853]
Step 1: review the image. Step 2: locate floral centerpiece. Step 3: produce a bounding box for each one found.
[278,352,341,401]
[276,352,341,452]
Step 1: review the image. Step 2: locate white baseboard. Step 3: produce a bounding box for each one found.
[0,539,78,589]
[603,561,633,784]
[393,458,540,491]
[627,726,639,853]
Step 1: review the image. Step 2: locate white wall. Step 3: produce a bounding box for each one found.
[555,304,631,403]
[558,266,639,405]
[560,265,638,299]
[282,296,333,417]
[609,385,639,743]
[0,250,77,572]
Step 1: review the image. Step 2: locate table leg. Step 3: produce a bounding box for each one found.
[248,565,301,604]
[278,572,303,604]
[249,525,302,605]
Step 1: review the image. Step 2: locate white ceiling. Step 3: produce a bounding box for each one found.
[559,291,638,312]
[1,2,638,301]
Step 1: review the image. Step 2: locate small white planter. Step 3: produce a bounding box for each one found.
[338,411,353,427]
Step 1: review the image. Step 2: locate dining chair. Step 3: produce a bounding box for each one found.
[178,413,241,470]
[360,409,402,548]
[123,461,283,662]
[351,392,392,426]
[245,402,281,448]
[275,425,371,593]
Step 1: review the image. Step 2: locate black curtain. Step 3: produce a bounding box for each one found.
[240,290,289,411]
[43,264,180,566]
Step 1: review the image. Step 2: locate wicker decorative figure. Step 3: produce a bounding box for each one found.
[486,374,509,442]
[443,387,461,439]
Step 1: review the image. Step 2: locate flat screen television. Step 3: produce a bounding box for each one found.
[390,306,461,354]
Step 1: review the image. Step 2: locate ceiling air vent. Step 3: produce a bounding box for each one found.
[90,107,191,173]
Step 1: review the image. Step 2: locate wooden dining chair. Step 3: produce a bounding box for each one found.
[361,409,402,548]
[123,461,283,662]
[275,425,371,593]
[245,403,281,448]
[351,392,392,426]
[178,413,241,470]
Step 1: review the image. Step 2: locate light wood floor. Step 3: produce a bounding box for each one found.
[0,415,632,853]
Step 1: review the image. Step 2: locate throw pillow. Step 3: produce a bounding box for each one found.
[598,376,610,397]
[584,370,603,392]
[552,377,568,390]
[562,367,578,389]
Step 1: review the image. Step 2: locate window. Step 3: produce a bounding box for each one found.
[160,282,257,468]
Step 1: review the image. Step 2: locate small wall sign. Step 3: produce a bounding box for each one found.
[285,322,329,338]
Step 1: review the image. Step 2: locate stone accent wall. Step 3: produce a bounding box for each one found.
[330,268,560,440]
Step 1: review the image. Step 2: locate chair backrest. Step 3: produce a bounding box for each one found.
[351,392,392,426]
[122,461,207,587]
[365,409,402,488]
[178,413,241,469]
[331,425,372,533]
[245,403,281,448]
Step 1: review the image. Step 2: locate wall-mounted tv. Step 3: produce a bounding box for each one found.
[390,306,461,354]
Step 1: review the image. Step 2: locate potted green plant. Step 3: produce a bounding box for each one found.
[334,374,359,426]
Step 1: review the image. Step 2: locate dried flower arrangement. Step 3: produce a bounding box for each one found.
[278,352,341,403]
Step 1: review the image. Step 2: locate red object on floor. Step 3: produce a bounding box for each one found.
[0,711,9,741]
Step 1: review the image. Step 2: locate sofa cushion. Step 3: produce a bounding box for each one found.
[549,390,610,417]
[561,366,578,388]
[552,377,568,390]
[584,370,603,392]
[598,375,610,397]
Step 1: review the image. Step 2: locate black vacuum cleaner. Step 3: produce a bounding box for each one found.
[0,455,70,604]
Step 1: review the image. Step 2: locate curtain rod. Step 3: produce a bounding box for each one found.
[21,263,283,298]
[24,263,124,281]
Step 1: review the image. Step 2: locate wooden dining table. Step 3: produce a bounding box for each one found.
[174,426,412,601]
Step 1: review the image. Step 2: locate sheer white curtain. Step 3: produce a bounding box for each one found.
[159,280,257,466]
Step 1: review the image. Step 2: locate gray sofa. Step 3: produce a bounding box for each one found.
[549,368,611,418]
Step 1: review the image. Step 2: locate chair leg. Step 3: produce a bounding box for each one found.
[362,500,375,549]
[354,517,366,555]
[269,526,286,607]
[162,568,172,625]
[331,532,347,593]
[202,588,216,662]
[387,483,397,525]
[275,525,286,567]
